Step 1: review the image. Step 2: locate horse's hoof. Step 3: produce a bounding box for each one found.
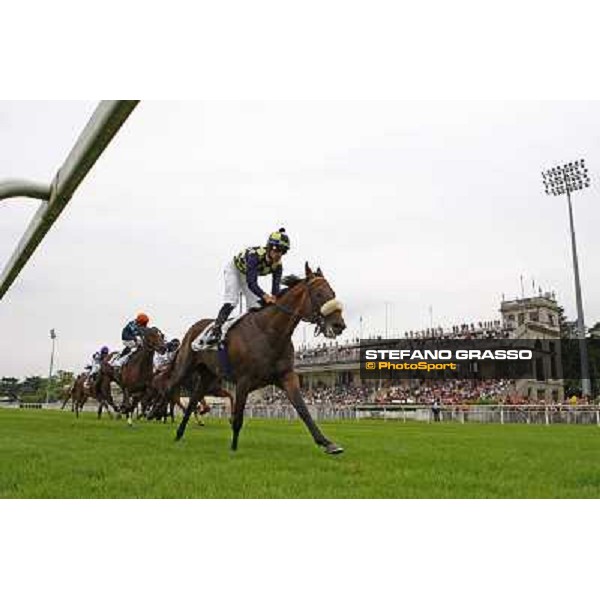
[324,443,344,455]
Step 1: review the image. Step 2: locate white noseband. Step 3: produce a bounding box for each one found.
[320,298,343,317]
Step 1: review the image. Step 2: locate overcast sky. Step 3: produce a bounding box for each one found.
[1,100,599,378]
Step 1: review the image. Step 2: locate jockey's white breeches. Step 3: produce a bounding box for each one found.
[223,259,261,310]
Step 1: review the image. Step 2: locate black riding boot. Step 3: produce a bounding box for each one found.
[208,303,234,344]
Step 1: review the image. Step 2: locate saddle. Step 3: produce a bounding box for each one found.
[191,315,243,352]
[108,347,140,369]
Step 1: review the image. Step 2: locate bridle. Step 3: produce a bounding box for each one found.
[273,278,343,336]
[141,327,165,352]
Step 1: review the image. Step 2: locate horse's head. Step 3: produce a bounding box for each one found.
[142,327,167,353]
[300,262,346,339]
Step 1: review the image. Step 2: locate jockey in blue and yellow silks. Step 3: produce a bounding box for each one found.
[207,228,291,345]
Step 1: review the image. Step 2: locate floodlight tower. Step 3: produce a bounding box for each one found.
[45,328,57,403]
[542,159,591,397]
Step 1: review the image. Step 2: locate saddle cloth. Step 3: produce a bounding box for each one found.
[191,315,243,352]
[108,349,137,369]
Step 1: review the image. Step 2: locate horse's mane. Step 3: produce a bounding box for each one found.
[280,274,303,291]
[276,271,325,298]
[141,325,162,335]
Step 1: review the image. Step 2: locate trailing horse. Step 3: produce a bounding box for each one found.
[98,326,166,425]
[69,373,88,417]
[68,371,116,418]
[145,358,234,424]
[167,263,346,454]
[60,383,75,410]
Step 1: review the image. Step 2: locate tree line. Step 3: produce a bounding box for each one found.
[0,371,75,403]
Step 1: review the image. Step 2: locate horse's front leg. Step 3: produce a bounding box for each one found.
[122,390,133,426]
[278,372,343,454]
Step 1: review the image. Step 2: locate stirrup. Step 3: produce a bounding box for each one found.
[207,330,221,345]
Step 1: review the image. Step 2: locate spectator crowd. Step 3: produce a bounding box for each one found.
[258,379,518,408]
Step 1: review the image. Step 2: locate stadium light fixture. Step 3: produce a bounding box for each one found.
[542,159,591,397]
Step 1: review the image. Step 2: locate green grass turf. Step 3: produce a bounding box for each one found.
[1,409,600,498]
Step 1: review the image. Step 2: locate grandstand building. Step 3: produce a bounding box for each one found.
[295,344,361,390]
[291,292,565,403]
[500,293,564,403]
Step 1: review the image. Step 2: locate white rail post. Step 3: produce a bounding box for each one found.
[0,101,139,299]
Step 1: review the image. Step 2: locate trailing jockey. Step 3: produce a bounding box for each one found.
[153,338,180,373]
[206,228,291,346]
[89,346,109,395]
[90,346,109,378]
[113,313,150,367]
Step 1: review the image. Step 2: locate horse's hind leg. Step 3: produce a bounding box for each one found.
[223,389,235,425]
[102,398,114,419]
[122,390,133,426]
[175,374,209,441]
[135,395,143,420]
[230,384,250,451]
[194,398,210,427]
[168,392,176,424]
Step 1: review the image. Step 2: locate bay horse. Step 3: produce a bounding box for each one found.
[68,371,116,418]
[61,384,75,411]
[60,383,75,410]
[70,373,88,416]
[98,326,166,425]
[144,358,233,424]
[167,263,346,454]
